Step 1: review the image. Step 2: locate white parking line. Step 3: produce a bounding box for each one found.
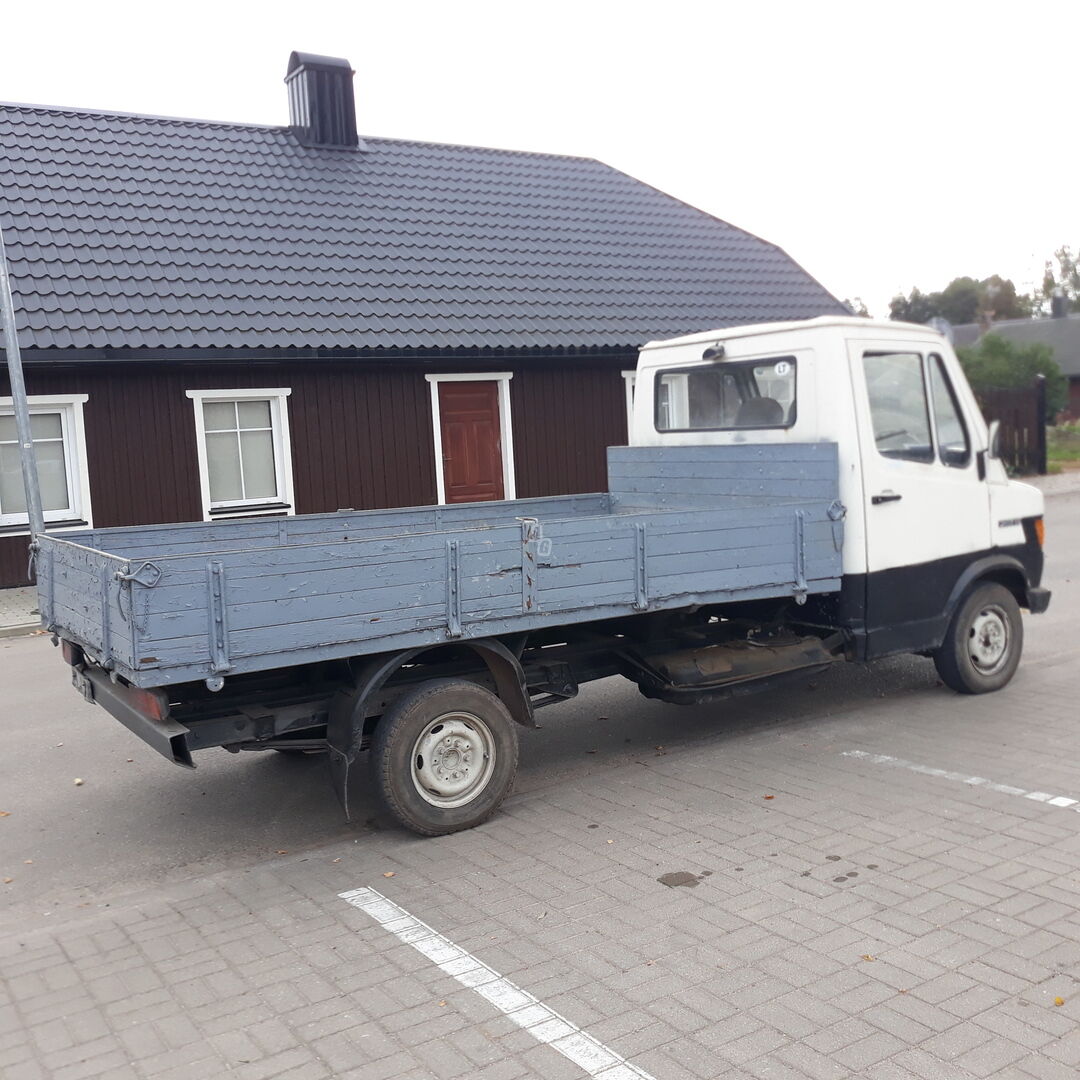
[339,887,658,1080]
[841,750,1080,809]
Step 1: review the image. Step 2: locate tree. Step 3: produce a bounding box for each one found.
[889,286,939,324]
[890,276,1033,326]
[843,297,869,317]
[937,277,983,325]
[956,332,1067,416]
[977,275,1032,321]
[1033,246,1080,315]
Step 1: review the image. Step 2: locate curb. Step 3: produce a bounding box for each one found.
[0,622,42,640]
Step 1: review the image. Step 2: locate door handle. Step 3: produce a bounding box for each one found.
[872,492,903,505]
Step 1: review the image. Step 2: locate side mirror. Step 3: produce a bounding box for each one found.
[987,419,1001,460]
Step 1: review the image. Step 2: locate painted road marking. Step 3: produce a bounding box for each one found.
[339,887,657,1080]
[842,750,1080,809]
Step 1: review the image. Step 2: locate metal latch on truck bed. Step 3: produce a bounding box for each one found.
[114,561,163,588]
[827,500,846,552]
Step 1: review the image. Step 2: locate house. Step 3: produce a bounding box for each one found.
[952,300,1080,418]
[0,52,846,589]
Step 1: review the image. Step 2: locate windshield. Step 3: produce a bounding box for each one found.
[654,356,797,432]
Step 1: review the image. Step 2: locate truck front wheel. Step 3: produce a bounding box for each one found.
[933,582,1023,694]
[370,679,519,836]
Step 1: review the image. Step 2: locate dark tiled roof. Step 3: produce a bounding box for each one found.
[953,315,1080,376]
[0,104,845,353]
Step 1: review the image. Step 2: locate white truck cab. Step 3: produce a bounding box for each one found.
[631,317,1050,674]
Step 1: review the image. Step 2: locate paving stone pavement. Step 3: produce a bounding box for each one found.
[3,649,1080,1080]
[0,585,38,636]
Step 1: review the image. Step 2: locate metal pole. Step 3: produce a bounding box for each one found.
[1035,373,1048,476]
[0,221,44,539]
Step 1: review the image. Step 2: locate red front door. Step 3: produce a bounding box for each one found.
[437,381,505,503]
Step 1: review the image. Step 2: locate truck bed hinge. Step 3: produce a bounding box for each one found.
[206,559,231,691]
[634,521,649,610]
[793,510,807,605]
[446,539,462,638]
[519,517,544,614]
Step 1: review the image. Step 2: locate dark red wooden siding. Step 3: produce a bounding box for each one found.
[0,356,630,587]
[511,360,629,498]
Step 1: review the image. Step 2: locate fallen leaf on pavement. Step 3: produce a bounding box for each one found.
[23,860,32,865]
[3,878,12,884]
[860,954,875,962]
[73,778,84,786]
[438,1001,446,1007]
[275,850,288,855]
[0,811,10,817]
[332,858,341,864]
[763,795,775,800]
[383,871,396,878]
[1055,997,1065,1006]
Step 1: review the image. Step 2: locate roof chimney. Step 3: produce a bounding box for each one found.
[285,52,359,149]
[1051,287,1068,318]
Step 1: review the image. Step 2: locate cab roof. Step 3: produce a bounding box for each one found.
[641,316,947,352]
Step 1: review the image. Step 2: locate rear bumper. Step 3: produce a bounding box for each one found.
[74,664,194,767]
[1026,587,1052,615]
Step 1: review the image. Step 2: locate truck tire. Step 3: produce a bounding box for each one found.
[933,582,1023,694]
[370,679,519,836]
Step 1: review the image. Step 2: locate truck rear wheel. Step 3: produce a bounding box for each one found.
[934,582,1023,694]
[370,679,519,836]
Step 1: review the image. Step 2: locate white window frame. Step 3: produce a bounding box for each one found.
[185,388,295,520]
[621,370,636,433]
[0,394,92,533]
[657,373,691,430]
[424,373,516,504]
[622,369,691,432]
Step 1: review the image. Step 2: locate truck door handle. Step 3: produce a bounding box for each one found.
[872,492,903,505]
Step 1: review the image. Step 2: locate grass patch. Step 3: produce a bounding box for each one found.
[1048,423,1080,465]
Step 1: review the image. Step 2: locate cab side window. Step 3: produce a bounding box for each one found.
[863,352,934,464]
[929,355,971,468]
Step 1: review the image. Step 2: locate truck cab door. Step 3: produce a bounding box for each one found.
[848,341,990,657]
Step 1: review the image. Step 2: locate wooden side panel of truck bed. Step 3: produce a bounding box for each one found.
[36,444,843,688]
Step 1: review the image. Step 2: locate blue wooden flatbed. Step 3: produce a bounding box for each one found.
[35,443,843,691]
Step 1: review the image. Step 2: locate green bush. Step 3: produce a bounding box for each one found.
[956,333,1067,417]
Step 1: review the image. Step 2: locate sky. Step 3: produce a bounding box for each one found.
[4,0,1078,316]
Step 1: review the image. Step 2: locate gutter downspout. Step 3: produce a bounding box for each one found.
[0,222,45,543]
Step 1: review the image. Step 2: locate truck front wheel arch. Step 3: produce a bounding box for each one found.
[944,556,1029,620]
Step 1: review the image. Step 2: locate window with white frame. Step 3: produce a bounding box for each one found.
[186,389,294,518]
[0,395,92,531]
[621,370,683,432]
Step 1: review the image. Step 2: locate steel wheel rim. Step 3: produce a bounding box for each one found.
[411,711,496,808]
[968,604,1010,675]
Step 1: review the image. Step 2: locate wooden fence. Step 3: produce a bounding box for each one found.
[974,377,1047,475]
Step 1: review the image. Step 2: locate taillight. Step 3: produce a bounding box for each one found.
[1034,517,1045,547]
[129,687,170,723]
